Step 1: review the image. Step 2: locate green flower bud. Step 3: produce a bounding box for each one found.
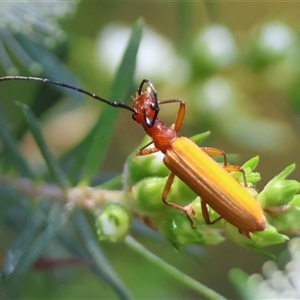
[123,136,169,189]
[132,176,197,213]
[159,211,224,246]
[167,178,197,204]
[131,176,198,232]
[229,156,261,185]
[250,225,289,248]
[242,156,260,171]
[224,222,288,250]
[267,196,300,233]
[190,197,223,229]
[257,164,300,208]
[292,194,300,206]
[132,177,167,212]
[96,204,130,242]
[242,156,261,185]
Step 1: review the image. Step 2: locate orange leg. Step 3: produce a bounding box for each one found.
[201,147,247,186]
[201,200,222,225]
[158,99,185,132]
[162,172,195,228]
[136,145,160,156]
[224,165,247,187]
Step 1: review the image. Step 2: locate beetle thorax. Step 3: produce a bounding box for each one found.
[146,120,177,153]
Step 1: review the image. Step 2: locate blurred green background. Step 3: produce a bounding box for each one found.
[1,1,300,299]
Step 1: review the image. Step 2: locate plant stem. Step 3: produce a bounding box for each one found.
[124,235,227,300]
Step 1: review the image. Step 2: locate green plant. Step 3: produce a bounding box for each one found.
[1,3,300,299]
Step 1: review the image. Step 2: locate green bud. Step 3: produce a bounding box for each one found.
[167,178,197,204]
[159,211,224,246]
[123,136,169,189]
[96,204,130,242]
[224,222,288,250]
[266,197,300,233]
[230,156,261,185]
[249,225,289,248]
[242,156,261,185]
[132,176,197,213]
[242,156,260,171]
[257,164,300,208]
[132,177,167,212]
[291,194,300,205]
[190,197,223,229]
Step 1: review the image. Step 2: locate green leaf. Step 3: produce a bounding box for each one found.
[176,1,192,55]
[17,34,84,102]
[275,163,296,179]
[242,156,259,171]
[189,131,211,145]
[229,268,254,299]
[16,102,69,189]
[257,163,299,208]
[9,202,69,276]
[13,35,85,139]
[2,199,52,278]
[77,19,143,185]
[0,104,34,178]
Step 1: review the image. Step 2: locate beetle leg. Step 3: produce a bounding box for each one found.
[201,147,228,165]
[239,229,251,238]
[223,165,247,187]
[201,147,247,186]
[201,200,222,225]
[158,99,185,132]
[162,172,196,228]
[203,200,251,236]
[136,145,160,156]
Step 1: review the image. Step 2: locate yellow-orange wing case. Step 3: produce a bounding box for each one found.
[164,137,266,234]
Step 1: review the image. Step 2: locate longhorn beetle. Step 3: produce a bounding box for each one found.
[0,76,266,237]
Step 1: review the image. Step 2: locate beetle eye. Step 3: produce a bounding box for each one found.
[150,103,156,110]
[132,114,136,121]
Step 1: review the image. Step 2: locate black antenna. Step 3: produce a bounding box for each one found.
[0,76,135,113]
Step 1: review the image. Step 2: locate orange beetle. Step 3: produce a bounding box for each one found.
[0,76,266,236]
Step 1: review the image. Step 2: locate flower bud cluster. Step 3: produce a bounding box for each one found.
[93,133,299,251]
